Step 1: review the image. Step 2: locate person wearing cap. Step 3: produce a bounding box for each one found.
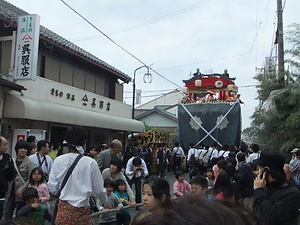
[290,148,298,165]
[48,125,107,225]
[253,149,300,225]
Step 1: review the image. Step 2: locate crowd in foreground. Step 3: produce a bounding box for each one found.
[0,125,300,225]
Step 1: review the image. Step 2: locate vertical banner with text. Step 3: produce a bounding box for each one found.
[14,14,40,80]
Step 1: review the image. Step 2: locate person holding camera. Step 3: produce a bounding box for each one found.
[29,140,53,182]
[125,157,148,210]
[253,149,300,225]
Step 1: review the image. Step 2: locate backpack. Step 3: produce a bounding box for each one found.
[188,148,197,168]
[173,147,182,164]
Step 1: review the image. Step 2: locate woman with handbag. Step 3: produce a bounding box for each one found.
[5,140,34,219]
[48,125,107,225]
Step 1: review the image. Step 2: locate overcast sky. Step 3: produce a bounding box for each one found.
[8,0,300,129]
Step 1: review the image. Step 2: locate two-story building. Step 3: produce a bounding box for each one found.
[0,1,144,155]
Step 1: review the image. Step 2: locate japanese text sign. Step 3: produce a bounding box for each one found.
[14,14,40,80]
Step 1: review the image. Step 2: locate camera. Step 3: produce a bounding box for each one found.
[44,172,49,182]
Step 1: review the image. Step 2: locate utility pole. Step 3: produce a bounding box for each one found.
[277,0,285,87]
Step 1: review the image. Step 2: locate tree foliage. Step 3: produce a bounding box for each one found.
[245,23,300,153]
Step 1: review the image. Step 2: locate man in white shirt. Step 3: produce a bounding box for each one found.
[218,144,230,160]
[187,143,199,170]
[197,143,206,174]
[29,140,53,181]
[246,144,260,164]
[203,141,218,169]
[48,125,106,225]
[173,141,185,173]
[125,157,148,209]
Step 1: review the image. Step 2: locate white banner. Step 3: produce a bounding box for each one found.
[14,14,40,80]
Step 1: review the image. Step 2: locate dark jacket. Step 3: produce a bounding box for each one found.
[254,182,300,225]
[0,153,14,197]
[156,148,168,168]
[236,162,255,198]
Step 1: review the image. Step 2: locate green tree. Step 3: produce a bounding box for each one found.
[247,23,300,153]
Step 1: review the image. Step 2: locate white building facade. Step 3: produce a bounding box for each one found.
[0,1,144,154]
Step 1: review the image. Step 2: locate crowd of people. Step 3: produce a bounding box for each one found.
[1,127,300,225]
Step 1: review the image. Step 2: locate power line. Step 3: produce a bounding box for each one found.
[124,89,175,93]
[124,85,257,99]
[123,94,166,99]
[60,0,147,67]
[60,0,190,90]
[153,52,250,71]
[250,0,271,55]
[61,0,256,93]
[67,1,208,42]
[151,0,226,66]
[150,68,182,88]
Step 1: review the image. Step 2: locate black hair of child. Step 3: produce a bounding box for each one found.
[189,168,199,180]
[104,178,114,188]
[29,167,45,186]
[190,175,208,189]
[175,171,184,179]
[114,179,127,191]
[22,187,38,202]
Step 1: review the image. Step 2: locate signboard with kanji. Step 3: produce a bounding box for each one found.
[14,14,40,80]
[136,130,170,146]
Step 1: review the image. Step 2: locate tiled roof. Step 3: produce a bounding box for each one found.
[0,0,131,82]
[135,107,177,122]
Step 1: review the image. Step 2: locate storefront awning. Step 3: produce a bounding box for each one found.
[3,94,145,132]
[0,77,26,92]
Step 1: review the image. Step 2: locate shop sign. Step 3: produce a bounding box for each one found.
[14,14,40,80]
[136,130,169,146]
[50,88,111,111]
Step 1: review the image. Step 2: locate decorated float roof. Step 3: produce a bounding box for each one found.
[183,72,237,93]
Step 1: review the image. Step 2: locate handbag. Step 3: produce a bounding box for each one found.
[173,147,182,164]
[51,154,83,225]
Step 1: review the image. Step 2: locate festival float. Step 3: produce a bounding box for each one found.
[178,69,242,151]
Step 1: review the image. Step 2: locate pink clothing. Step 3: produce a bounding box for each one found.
[29,183,50,210]
[213,165,220,184]
[215,191,224,200]
[173,180,191,199]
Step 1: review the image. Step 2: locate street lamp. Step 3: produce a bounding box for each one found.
[132,65,152,119]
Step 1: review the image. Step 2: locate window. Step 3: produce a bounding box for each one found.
[104,81,115,99]
[39,55,46,78]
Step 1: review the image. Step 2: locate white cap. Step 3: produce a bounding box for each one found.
[291,148,299,153]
